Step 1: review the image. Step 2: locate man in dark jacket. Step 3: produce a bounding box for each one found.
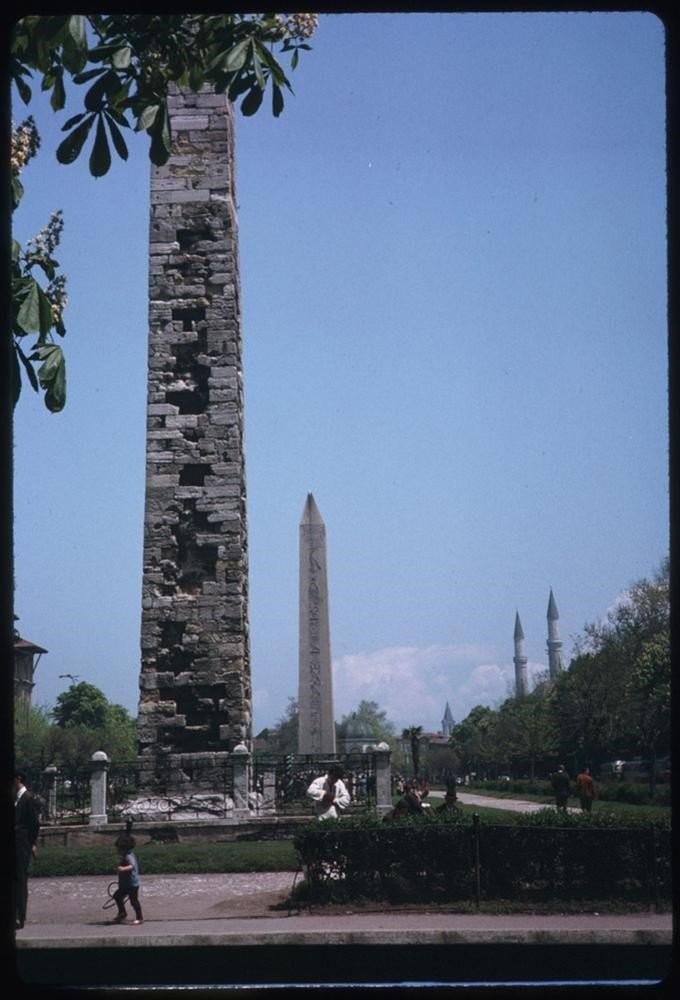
[550,764,571,812]
[14,771,41,930]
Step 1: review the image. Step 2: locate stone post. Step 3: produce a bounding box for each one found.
[374,742,393,817]
[260,770,276,814]
[89,750,109,826]
[43,764,58,824]
[231,742,250,818]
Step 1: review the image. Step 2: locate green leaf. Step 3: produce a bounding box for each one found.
[14,339,40,392]
[62,18,88,74]
[56,114,94,164]
[136,103,159,132]
[250,41,266,91]
[84,69,116,112]
[189,63,205,91]
[73,67,109,84]
[112,46,132,69]
[16,279,53,335]
[33,344,67,413]
[227,72,256,100]
[149,104,172,165]
[241,85,264,117]
[67,13,87,47]
[272,84,284,118]
[62,111,87,129]
[11,175,24,211]
[221,38,251,73]
[12,342,22,409]
[89,114,112,177]
[105,111,129,161]
[50,71,66,111]
[15,74,32,105]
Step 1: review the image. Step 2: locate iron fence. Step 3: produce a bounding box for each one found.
[252,752,377,816]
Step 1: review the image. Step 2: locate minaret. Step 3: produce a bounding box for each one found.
[546,589,564,679]
[298,494,336,754]
[136,85,251,794]
[441,702,454,738]
[513,612,529,698]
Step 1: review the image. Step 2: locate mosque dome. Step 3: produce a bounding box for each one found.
[341,713,379,752]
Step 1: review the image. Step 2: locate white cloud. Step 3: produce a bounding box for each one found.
[332,642,521,732]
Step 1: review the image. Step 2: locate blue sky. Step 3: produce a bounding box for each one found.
[12,12,668,737]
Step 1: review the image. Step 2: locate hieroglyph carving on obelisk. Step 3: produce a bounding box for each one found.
[298,494,336,754]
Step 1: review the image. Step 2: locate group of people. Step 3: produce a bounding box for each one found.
[551,764,597,812]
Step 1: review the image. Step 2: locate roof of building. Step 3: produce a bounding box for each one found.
[14,638,48,654]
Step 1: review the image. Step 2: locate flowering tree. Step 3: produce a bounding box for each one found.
[11,118,68,411]
[10,13,318,411]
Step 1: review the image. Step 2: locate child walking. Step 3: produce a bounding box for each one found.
[112,833,143,925]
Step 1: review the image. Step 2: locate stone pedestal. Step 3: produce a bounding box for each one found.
[374,743,393,817]
[231,743,250,818]
[43,764,58,824]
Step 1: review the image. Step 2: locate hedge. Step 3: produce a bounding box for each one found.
[293,811,671,906]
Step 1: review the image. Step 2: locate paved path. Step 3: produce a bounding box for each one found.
[14,872,672,990]
[450,789,580,813]
[16,871,672,945]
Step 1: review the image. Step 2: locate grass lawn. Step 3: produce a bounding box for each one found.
[448,788,670,824]
[32,839,299,878]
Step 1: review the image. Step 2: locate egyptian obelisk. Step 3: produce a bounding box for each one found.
[136,85,251,794]
[298,494,336,754]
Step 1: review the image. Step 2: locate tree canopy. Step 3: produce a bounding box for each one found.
[449,561,670,783]
[53,680,110,728]
[16,683,137,769]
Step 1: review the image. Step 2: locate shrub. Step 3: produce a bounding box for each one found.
[293,811,671,906]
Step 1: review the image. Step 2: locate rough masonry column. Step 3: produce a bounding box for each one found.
[137,85,251,795]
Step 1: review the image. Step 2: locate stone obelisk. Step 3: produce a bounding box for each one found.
[298,493,336,754]
[136,85,251,794]
[546,589,564,679]
[513,612,528,698]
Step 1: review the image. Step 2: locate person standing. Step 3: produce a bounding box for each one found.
[550,764,571,812]
[306,763,351,821]
[111,833,144,925]
[575,767,597,813]
[14,771,41,930]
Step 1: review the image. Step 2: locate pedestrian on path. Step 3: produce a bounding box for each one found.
[14,771,41,930]
[575,767,597,812]
[112,833,143,925]
[550,764,571,812]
